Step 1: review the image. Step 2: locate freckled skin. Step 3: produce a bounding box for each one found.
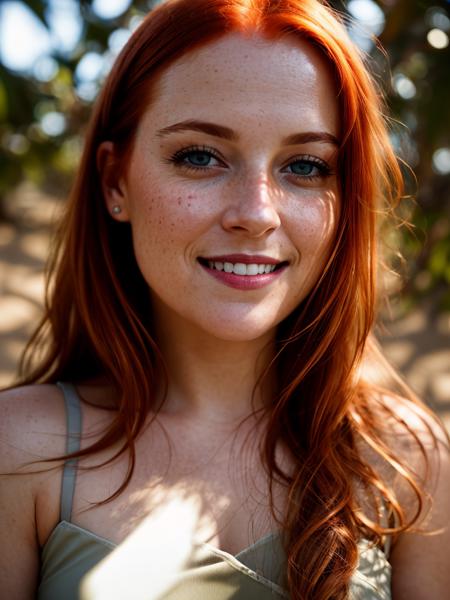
[113,33,340,342]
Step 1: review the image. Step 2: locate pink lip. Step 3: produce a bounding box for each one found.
[202,254,281,265]
[199,260,287,291]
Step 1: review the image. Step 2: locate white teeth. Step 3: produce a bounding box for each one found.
[206,261,279,275]
[233,263,247,275]
[246,264,259,276]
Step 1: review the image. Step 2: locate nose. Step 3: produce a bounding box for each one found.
[221,175,281,238]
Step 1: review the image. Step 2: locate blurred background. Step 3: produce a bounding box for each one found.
[0,0,449,424]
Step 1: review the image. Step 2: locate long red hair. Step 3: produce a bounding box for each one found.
[17,0,437,598]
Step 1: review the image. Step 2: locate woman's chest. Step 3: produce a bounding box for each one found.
[38,429,286,556]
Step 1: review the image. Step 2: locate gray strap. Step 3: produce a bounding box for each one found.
[379,496,394,559]
[57,382,82,523]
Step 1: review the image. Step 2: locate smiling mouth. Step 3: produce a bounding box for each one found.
[197,257,289,276]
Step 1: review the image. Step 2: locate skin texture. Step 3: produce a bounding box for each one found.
[1,32,450,600]
[102,33,340,347]
[99,33,341,422]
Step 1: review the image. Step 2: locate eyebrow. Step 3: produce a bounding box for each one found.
[156,119,339,147]
[156,120,238,141]
[283,131,339,147]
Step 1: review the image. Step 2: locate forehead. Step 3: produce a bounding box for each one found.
[142,32,339,138]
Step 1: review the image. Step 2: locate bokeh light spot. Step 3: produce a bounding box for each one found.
[40,112,66,137]
[129,14,145,31]
[75,52,105,83]
[46,0,82,56]
[432,148,450,175]
[426,7,450,31]
[2,133,30,155]
[92,0,132,20]
[108,29,132,54]
[0,1,51,72]
[427,28,449,49]
[393,74,417,100]
[76,82,100,103]
[348,0,385,34]
[33,56,59,82]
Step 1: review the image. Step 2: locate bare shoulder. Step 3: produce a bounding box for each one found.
[380,392,448,440]
[0,383,67,471]
[376,393,449,488]
[374,394,450,598]
[0,384,67,596]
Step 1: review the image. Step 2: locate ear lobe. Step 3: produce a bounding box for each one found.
[97,141,130,221]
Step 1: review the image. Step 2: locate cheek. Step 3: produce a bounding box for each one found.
[290,193,339,259]
[127,183,207,265]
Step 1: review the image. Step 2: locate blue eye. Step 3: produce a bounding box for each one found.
[284,156,331,180]
[185,151,213,167]
[170,146,223,171]
[289,161,317,176]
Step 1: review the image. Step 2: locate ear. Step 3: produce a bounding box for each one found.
[97,141,130,222]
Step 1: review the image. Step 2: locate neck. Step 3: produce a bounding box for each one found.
[153,312,276,424]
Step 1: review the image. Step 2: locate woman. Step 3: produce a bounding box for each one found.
[1,0,449,598]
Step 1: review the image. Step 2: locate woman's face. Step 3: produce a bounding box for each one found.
[105,33,340,342]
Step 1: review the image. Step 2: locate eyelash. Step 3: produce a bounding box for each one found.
[283,155,332,181]
[168,145,224,172]
[167,145,332,181]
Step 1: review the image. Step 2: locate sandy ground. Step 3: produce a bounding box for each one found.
[1,183,449,430]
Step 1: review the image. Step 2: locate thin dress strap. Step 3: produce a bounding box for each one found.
[57,382,82,523]
[380,495,394,560]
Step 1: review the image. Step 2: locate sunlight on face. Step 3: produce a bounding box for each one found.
[115,33,340,343]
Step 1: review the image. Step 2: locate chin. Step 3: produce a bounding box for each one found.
[194,310,285,343]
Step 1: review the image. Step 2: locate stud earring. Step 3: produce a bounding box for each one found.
[112,205,122,215]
